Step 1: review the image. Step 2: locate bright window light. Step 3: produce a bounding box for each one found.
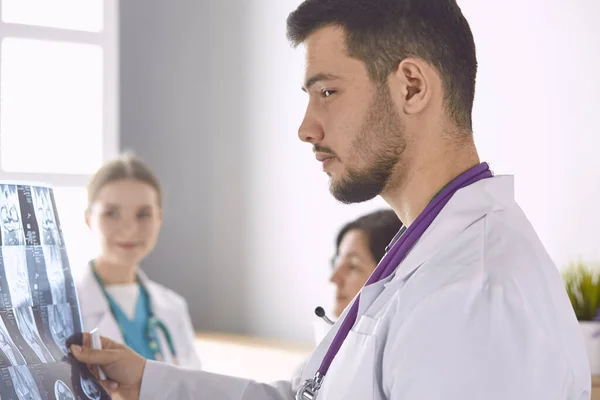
[52,186,96,281]
[2,0,103,32]
[0,38,104,175]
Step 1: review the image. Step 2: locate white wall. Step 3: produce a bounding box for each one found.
[119,0,251,335]
[460,0,600,266]
[241,0,600,342]
[121,0,600,344]
[242,0,388,342]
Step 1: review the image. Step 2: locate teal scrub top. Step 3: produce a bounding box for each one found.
[105,285,161,360]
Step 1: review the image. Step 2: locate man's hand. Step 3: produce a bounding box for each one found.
[69,333,146,400]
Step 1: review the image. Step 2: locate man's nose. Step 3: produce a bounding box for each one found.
[298,105,324,144]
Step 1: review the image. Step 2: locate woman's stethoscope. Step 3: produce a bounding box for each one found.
[91,262,179,365]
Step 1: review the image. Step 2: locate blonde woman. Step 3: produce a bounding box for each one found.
[76,153,201,369]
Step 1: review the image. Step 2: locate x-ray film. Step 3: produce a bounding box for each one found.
[0,182,109,400]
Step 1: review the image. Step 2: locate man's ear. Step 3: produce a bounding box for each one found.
[388,57,432,116]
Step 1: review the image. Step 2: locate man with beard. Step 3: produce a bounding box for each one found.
[70,0,591,399]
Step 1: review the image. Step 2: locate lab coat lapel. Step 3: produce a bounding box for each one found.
[298,313,341,384]
[356,177,503,315]
[137,270,176,364]
[357,277,394,316]
[299,176,516,394]
[95,311,123,342]
[138,270,170,313]
[77,265,124,343]
[297,274,393,385]
[386,175,515,285]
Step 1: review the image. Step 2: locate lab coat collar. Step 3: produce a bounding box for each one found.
[79,264,171,314]
[77,264,123,341]
[385,174,515,285]
[137,270,172,313]
[78,265,173,342]
[78,263,111,315]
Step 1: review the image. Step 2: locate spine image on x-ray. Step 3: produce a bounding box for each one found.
[47,303,75,357]
[41,245,68,306]
[0,246,55,363]
[13,305,54,363]
[0,313,26,366]
[2,247,33,308]
[31,186,61,247]
[9,365,43,400]
[0,184,26,247]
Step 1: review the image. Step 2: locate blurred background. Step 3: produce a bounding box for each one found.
[0,0,598,383]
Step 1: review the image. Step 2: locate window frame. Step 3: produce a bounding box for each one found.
[0,0,119,185]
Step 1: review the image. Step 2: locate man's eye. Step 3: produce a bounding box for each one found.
[321,89,336,98]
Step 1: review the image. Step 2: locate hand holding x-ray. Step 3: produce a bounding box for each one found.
[70,332,146,400]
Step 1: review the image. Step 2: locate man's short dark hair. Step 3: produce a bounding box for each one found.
[335,209,402,264]
[287,0,478,130]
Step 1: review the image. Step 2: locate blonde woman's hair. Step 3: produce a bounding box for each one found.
[87,152,162,208]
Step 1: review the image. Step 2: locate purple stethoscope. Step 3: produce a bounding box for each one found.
[296,162,493,400]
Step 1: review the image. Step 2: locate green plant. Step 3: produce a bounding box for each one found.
[562,261,600,321]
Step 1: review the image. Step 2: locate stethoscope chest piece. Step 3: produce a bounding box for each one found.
[295,372,324,400]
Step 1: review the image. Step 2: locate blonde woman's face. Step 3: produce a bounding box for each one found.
[86,179,162,266]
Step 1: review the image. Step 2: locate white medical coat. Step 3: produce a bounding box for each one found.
[77,267,202,369]
[139,175,591,399]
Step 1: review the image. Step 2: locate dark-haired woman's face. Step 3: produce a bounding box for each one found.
[329,229,377,317]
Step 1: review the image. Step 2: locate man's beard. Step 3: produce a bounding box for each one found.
[331,85,407,204]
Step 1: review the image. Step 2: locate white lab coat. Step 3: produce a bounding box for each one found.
[138,175,591,399]
[290,319,333,389]
[77,267,202,369]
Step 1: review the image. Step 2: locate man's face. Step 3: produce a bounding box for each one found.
[298,26,407,203]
